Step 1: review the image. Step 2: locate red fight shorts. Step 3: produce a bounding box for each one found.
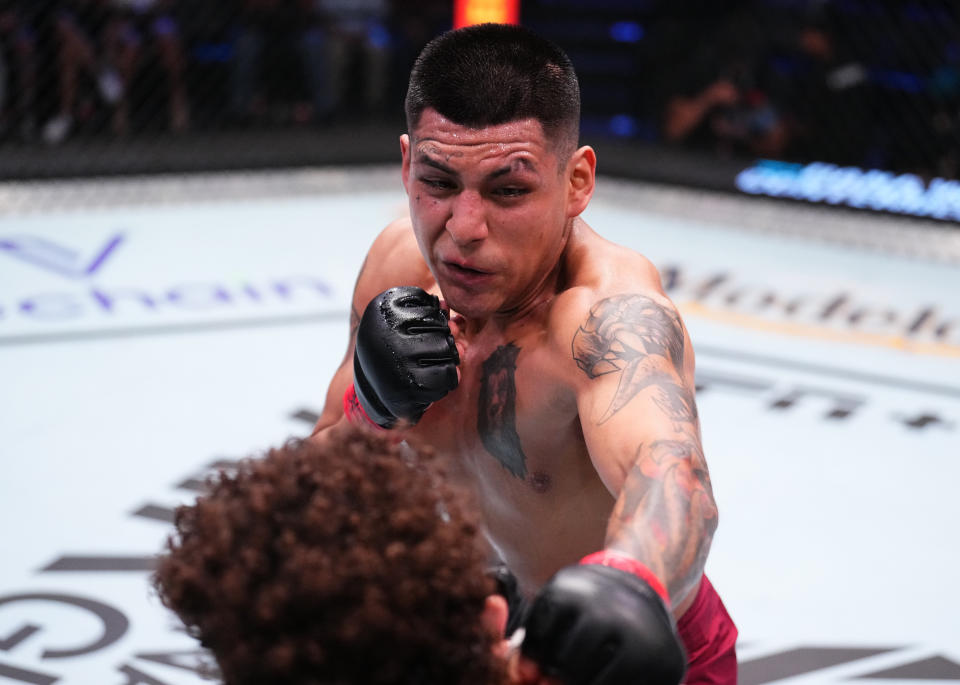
[676,575,738,685]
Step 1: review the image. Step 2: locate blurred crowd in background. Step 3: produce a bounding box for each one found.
[1,0,959,179]
[0,0,449,141]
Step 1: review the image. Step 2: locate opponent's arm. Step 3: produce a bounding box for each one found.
[573,291,717,609]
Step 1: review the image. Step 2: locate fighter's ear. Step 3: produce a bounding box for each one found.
[400,134,412,191]
[566,145,596,218]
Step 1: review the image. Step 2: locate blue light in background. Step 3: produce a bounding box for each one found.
[871,69,924,93]
[608,114,638,137]
[368,24,392,50]
[736,159,960,221]
[610,21,644,43]
[191,42,234,64]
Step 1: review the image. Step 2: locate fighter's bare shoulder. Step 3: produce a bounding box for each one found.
[355,218,433,304]
[548,225,689,380]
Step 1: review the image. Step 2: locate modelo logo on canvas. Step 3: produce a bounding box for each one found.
[662,264,960,348]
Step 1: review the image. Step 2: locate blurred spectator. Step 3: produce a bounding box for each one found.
[229,0,394,125]
[775,14,874,167]
[117,0,191,133]
[389,0,451,106]
[41,0,122,144]
[929,40,960,178]
[663,61,791,159]
[229,0,330,124]
[42,0,190,144]
[0,0,37,140]
[2,0,954,184]
[317,0,391,120]
[655,0,960,173]
[659,7,791,159]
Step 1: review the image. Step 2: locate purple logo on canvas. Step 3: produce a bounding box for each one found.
[0,233,124,279]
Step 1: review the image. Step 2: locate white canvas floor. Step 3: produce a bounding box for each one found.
[1,168,958,684]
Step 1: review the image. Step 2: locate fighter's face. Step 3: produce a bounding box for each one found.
[401,109,575,320]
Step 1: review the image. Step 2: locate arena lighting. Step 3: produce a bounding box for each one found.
[454,0,520,28]
[736,159,960,222]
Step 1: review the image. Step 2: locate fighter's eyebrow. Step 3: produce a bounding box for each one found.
[415,150,538,178]
[417,154,457,175]
[489,158,538,180]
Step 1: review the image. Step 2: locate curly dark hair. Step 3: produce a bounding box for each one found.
[153,426,505,685]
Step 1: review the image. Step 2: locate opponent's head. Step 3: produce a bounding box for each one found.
[405,23,581,163]
[153,427,506,685]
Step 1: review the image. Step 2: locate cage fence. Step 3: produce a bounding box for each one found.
[0,0,957,216]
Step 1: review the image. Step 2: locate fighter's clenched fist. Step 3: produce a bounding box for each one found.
[349,286,460,428]
[520,554,687,685]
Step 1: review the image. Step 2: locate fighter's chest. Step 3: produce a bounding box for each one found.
[413,331,581,493]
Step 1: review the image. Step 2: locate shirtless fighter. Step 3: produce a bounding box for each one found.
[312,23,737,685]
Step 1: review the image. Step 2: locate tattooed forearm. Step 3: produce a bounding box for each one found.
[572,294,686,423]
[574,294,714,602]
[607,437,717,603]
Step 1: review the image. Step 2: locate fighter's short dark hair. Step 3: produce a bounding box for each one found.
[405,23,580,159]
[153,428,503,685]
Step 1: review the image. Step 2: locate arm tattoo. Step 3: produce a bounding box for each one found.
[608,437,717,602]
[572,294,686,423]
[477,343,528,479]
[651,380,698,427]
[573,294,714,601]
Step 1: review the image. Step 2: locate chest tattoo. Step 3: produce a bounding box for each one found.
[477,343,528,479]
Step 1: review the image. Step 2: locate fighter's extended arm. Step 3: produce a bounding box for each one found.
[573,291,716,609]
[518,290,711,684]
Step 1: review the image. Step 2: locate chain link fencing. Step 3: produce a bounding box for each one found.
[1,1,957,217]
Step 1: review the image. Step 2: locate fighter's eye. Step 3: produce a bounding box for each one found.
[494,187,528,198]
[421,177,455,190]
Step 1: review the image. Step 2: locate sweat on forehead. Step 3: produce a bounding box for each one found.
[409,116,566,170]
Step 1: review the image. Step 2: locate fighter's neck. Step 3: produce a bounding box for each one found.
[495,258,566,321]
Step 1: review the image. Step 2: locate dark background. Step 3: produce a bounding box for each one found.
[1,0,957,196]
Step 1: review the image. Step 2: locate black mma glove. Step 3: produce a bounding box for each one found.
[521,551,687,685]
[346,286,460,429]
[487,563,529,638]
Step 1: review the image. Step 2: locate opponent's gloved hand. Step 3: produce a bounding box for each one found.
[487,563,529,638]
[348,286,460,429]
[521,552,687,685]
